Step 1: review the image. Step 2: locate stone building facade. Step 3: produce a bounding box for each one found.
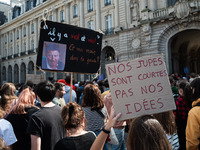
[1,0,200,84]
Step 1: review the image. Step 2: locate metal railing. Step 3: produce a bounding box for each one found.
[20,52,26,56]
[1,57,6,61]
[104,28,114,36]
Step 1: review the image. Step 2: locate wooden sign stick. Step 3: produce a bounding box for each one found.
[69,72,73,103]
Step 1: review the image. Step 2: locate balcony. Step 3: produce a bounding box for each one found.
[146,0,200,23]
[14,54,19,58]
[73,14,78,18]
[105,1,111,6]
[21,52,26,56]
[28,49,35,54]
[1,57,7,61]
[8,55,13,59]
[88,8,93,13]
[104,28,114,36]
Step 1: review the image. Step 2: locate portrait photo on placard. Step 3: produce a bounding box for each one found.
[41,41,66,71]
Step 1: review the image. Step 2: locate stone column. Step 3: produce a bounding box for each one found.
[149,0,157,11]
[26,23,29,54]
[6,33,9,57]
[12,30,15,55]
[34,18,38,52]
[114,0,119,27]
[19,26,22,56]
[96,0,101,30]
[80,0,84,27]
[140,0,148,11]
[65,2,70,24]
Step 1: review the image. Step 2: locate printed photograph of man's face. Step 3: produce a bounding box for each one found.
[42,41,66,71]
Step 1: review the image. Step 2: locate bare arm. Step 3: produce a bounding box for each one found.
[31,135,41,150]
[90,106,121,150]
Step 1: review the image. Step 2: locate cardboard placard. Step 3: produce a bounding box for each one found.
[36,20,103,73]
[106,54,176,120]
[26,74,45,84]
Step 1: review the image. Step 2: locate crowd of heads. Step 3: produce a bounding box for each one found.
[1,72,200,150]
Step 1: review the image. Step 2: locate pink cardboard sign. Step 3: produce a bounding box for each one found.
[106,54,176,120]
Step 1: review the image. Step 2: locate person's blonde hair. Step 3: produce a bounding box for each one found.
[127,115,172,150]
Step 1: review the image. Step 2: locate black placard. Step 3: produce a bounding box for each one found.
[36,20,103,73]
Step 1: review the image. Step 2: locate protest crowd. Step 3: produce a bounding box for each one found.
[1,72,200,150]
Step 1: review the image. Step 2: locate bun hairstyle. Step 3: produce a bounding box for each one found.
[61,102,85,130]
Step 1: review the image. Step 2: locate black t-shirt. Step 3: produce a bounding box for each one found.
[54,131,96,150]
[6,106,39,150]
[27,105,65,150]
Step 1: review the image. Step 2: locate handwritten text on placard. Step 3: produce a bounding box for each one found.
[106,54,176,120]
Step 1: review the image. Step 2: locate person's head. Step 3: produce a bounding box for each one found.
[57,79,67,85]
[169,76,175,87]
[65,76,71,84]
[153,110,176,135]
[62,102,85,131]
[0,83,17,112]
[103,79,109,89]
[47,49,60,69]
[34,81,56,102]
[178,80,189,96]
[54,82,66,98]
[81,84,104,110]
[190,77,200,101]
[12,88,37,114]
[127,115,172,150]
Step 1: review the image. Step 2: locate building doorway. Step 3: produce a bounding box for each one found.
[169,29,200,75]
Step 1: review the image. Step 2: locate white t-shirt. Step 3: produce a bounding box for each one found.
[0,119,17,146]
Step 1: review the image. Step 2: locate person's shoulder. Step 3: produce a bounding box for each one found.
[0,119,12,126]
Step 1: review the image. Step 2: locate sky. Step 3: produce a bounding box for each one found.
[0,0,10,4]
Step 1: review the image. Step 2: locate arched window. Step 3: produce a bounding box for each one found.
[14,64,19,84]
[2,67,6,82]
[8,65,12,82]
[20,63,26,83]
[105,49,115,61]
[28,61,34,74]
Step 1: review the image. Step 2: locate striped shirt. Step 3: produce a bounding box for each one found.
[166,133,179,150]
[82,106,107,132]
